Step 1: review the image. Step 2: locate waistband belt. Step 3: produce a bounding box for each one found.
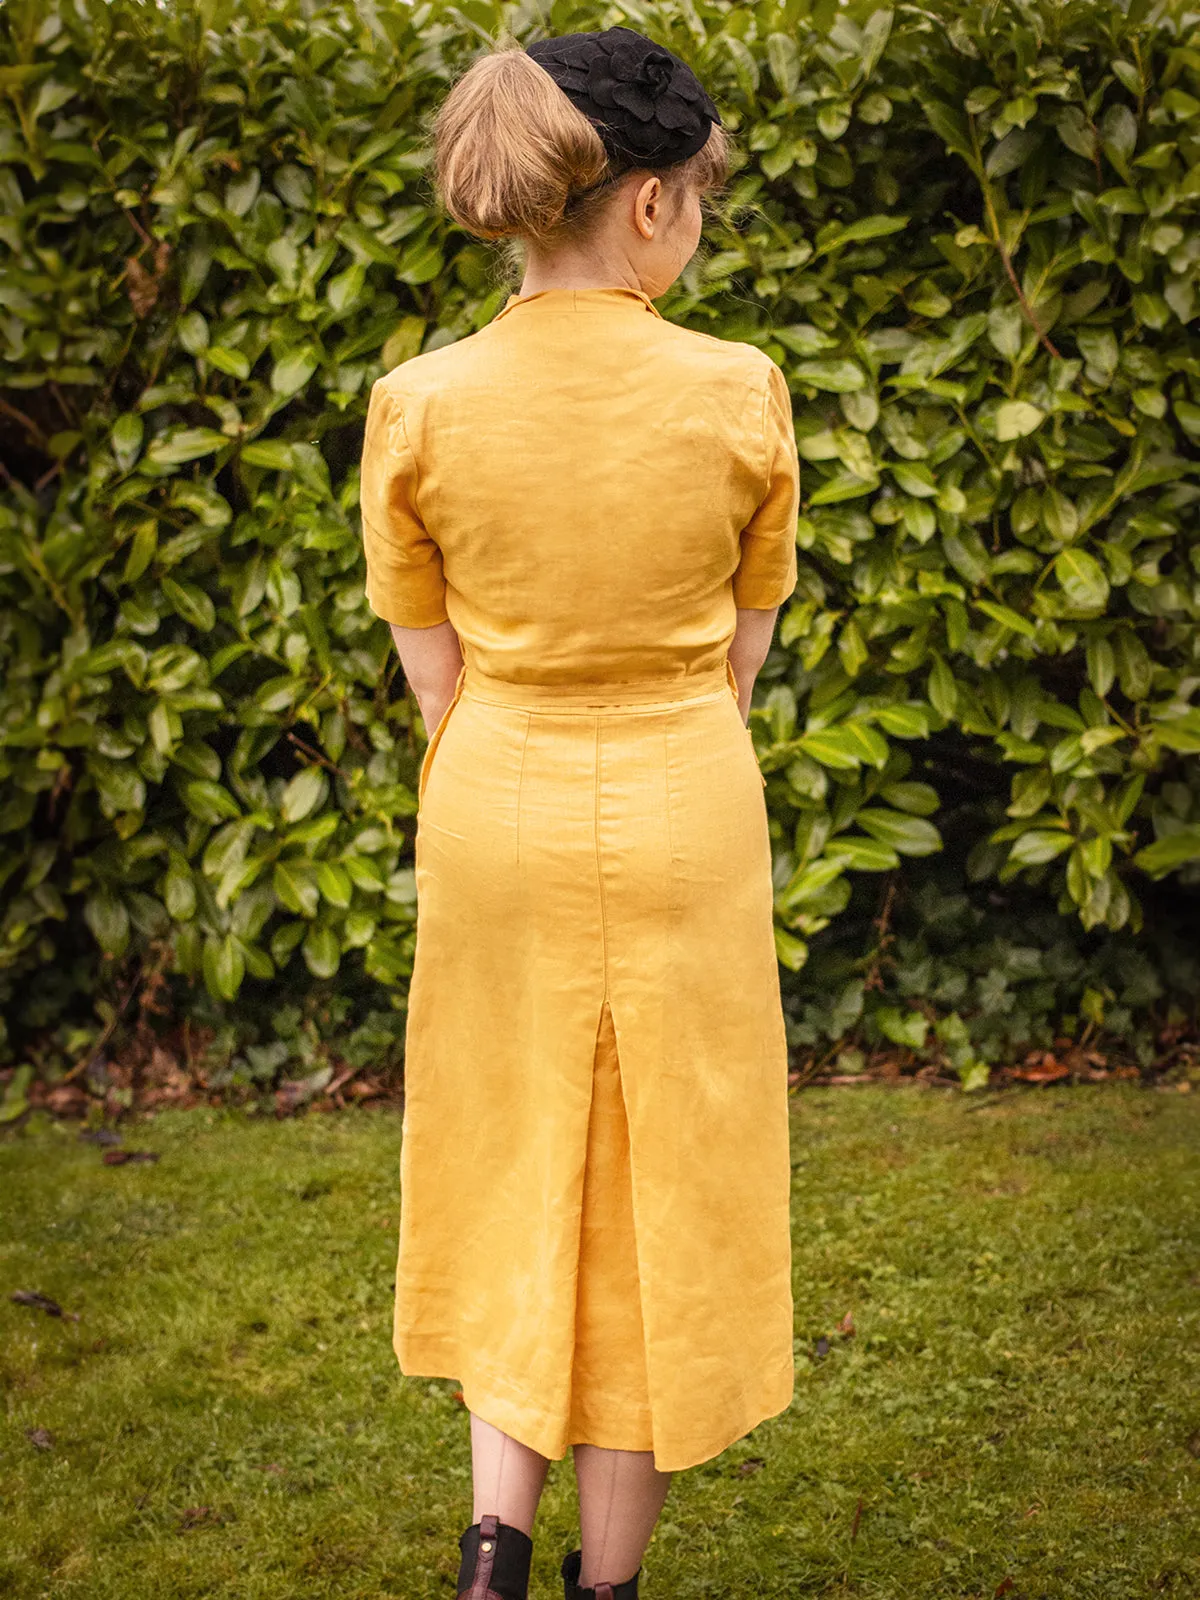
[460,660,738,709]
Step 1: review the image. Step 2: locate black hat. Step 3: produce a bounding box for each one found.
[525,25,723,171]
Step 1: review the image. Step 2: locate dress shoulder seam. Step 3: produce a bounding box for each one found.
[374,379,426,516]
[759,362,772,492]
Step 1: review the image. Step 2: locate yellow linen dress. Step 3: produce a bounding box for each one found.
[359,285,800,1472]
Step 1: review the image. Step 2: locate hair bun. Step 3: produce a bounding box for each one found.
[431,38,728,245]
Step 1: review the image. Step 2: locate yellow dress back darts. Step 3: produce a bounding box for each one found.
[359,285,800,1472]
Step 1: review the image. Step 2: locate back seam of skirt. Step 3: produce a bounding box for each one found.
[514,709,531,866]
[593,715,609,1006]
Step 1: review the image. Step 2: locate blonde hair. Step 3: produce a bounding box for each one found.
[431,37,731,247]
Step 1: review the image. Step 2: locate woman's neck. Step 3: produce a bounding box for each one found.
[517,257,644,297]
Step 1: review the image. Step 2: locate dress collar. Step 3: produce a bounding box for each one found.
[493,285,664,323]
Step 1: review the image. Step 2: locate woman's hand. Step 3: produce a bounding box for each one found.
[728,605,780,726]
[388,619,464,738]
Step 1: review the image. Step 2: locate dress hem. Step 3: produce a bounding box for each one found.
[394,1339,795,1472]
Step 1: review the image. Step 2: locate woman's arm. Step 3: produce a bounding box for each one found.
[389,619,464,740]
[728,606,780,725]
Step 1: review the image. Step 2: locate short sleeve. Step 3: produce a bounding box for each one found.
[731,361,800,610]
[359,380,449,628]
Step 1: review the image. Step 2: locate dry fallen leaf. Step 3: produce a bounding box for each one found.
[102,1149,160,1166]
[45,1085,89,1116]
[348,1078,385,1101]
[849,1495,864,1542]
[838,1311,856,1338]
[26,1427,54,1450]
[124,240,171,318]
[11,1290,63,1317]
[178,1506,220,1530]
[1013,1052,1071,1085]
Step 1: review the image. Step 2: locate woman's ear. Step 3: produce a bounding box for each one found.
[632,174,663,239]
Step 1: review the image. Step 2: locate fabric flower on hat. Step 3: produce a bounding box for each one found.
[525,25,722,169]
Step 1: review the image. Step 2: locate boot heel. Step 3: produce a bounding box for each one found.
[458,1514,533,1600]
[561,1547,641,1600]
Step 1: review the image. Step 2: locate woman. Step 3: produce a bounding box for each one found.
[359,25,800,1600]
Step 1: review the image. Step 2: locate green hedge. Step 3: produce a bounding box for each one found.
[2,0,1199,1094]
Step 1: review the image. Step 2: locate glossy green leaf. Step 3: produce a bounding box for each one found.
[880,781,940,816]
[84,889,129,956]
[766,33,799,96]
[1008,829,1075,866]
[303,921,341,979]
[280,766,329,823]
[1134,828,1200,877]
[1054,549,1110,610]
[271,349,319,397]
[147,428,228,466]
[792,359,867,392]
[856,808,943,856]
[204,932,245,1000]
[994,401,1045,441]
[273,861,320,919]
[827,836,901,871]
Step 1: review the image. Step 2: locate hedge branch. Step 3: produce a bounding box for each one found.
[0,394,48,450]
[968,115,1064,361]
[286,731,350,782]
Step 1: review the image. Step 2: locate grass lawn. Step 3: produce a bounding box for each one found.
[2,1086,1198,1600]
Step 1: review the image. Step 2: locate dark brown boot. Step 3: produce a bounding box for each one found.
[457,1513,533,1600]
[560,1547,641,1600]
